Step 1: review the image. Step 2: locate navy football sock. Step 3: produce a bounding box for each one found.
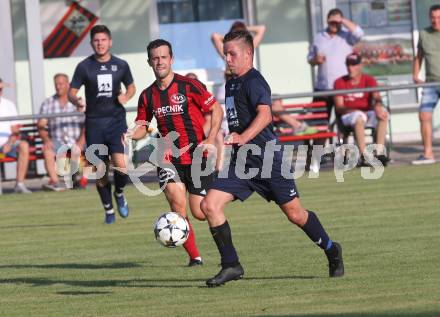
[210,221,240,268]
[96,182,113,211]
[301,210,333,251]
[114,170,128,194]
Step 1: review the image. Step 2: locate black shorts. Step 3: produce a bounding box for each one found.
[157,160,214,196]
[209,159,299,206]
[85,116,127,161]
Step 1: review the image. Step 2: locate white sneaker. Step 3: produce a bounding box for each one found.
[411,155,436,165]
[14,183,32,194]
[42,182,65,192]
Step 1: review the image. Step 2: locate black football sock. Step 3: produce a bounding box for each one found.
[114,170,128,195]
[210,221,240,268]
[96,182,113,211]
[301,210,333,251]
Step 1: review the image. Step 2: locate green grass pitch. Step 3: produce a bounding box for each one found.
[0,164,439,317]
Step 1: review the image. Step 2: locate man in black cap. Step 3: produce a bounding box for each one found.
[333,53,389,166]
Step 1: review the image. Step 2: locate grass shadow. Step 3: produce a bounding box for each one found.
[0,274,318,289]
[252,312,440,317]
[0,223,77,229]
[57,290,113,296]
[0,262,143,270]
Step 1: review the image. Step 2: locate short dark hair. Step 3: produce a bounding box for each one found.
[430,4,440,14]
[147,39,173,60]
[90,25,111,40]
[229,21,247,32]
[327,8,343,19]
[53,73,69,81]
[223,30,254,53]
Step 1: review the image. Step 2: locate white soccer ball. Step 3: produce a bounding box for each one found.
[153,212,190,248]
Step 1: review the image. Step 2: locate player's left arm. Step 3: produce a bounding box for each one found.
[204,102,223,145]
[118,83,136,106]
[118,62,136,106]
[228,105,272,146]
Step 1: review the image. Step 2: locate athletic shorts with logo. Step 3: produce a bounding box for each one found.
[157,158,214,196]
[209,154,299,205]
[85,116,127,161]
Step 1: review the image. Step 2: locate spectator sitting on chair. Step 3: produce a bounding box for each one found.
[37,73,85,191]
[272,97,318,136]
[333,53,389,166]
[0,78,32,193]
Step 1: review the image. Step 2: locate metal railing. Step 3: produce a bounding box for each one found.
[0,81,438,122]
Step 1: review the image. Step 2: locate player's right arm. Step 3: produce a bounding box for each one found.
[68,88,86,111]
[129,89,153,141]
[229,104,272,146]
[69,63,86,111]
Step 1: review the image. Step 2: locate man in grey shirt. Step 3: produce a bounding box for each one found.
[412,4,440,165]
[308,8,364,116]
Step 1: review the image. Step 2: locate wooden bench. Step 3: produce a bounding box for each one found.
[272,101,336,169]
[0,123,44,164]
[273,101,336,142]
[0,122,44,193]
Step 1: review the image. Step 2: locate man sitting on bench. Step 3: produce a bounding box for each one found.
[38,73,85,191]
[0,78,32,193]
[333,53,389,166]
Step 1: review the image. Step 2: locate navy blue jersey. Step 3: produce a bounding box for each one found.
[71,55,134,118]
[225,68,276,143]
[225,68,280,163]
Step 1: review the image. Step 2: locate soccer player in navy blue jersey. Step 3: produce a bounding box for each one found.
[130,39,223,266]
[200,30,344,287]
[69,25,136,224]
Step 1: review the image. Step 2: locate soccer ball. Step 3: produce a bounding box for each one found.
[153,212,190,248]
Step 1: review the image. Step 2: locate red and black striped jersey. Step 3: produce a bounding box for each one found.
[136,73,216,165]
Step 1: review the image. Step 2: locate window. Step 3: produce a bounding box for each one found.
[158,0,243,24]
[157,0,244,71]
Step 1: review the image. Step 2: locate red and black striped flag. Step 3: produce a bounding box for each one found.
[43,1,98,58]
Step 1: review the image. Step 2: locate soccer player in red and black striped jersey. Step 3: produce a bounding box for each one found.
[130,39,223,266]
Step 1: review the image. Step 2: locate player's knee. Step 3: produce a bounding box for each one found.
[200,198,217,217]
[285,208,307,226]
[192,209,206,221]
[96,176,109,187]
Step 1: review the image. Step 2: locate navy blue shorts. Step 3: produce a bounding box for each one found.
[209,161,299,206]
[85,117,127,161]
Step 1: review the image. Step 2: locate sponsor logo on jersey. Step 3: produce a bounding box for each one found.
[154,104,184,117]
[100,65,108,71]
[225,96,239,127]
[170,93,186,105]
[111,65,118,72]
[97,74,113,97]
[204,95,214,106]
